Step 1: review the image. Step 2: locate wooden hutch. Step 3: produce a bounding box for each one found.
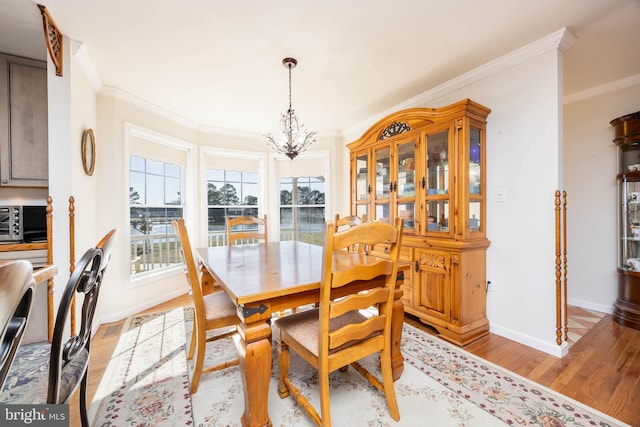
[347,99,491,346]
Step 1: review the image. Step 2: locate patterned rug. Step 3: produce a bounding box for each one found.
[89,307,629,427]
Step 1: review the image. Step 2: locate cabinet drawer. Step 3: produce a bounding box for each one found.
[400,283,413,307]
[368,242,412,262]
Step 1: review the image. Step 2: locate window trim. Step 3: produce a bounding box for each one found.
[124,122,195,285]
[200,147,266,245]
[269,150,331,240]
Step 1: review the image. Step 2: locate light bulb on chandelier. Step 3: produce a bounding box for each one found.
[263,58,316,160]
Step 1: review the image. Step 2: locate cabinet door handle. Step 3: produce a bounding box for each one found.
[414,260,419,272]
[367,184,371,194]
[421,177,426,189]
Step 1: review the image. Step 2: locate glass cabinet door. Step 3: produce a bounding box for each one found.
[373,146,391,222]
[621,177,640,271]
[354,152,369,221]
[396,140,416,232]
[425,129,450,233]
[468,127,482,232]
[356,153,369,202]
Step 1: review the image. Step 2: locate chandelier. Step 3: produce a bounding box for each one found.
[264,57,316,160]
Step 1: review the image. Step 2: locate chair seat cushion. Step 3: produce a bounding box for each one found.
[203,291,237,320]
[275,308,374,356]
[0,341,89,404]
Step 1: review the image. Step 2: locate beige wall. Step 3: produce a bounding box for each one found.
[564,84,640,309]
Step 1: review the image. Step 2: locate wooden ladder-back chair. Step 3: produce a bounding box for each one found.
[0,228,118,427]
[0,260,36,389]
[226,215,267,245]
[334,213,367,253]
[275,218,403,427]
[172,219,239,394]
[333,213,366,232]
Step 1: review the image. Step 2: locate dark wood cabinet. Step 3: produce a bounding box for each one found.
[613,110,640,330]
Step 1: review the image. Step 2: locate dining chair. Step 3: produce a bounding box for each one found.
[0,260,36,390]
[275,217,403,427]
[0,228,118,427]
[173,219,239,394]
[333,213,366,232]
[226,214,267,245]
[334,213,367,253]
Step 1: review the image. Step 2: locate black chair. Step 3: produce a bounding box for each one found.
[0,260,36,389]
[0,229,118,427]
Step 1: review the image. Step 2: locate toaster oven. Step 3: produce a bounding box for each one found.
[0,205,47,243]
[0,206,22,242]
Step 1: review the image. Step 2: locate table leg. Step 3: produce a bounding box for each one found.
[198,261,218,295]
[391,289,405,381]
[236,320,273,427]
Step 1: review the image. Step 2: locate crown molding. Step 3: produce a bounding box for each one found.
[343,27,577,140]
[71,39,102,91]
[99,86,270,139]
[563,73,640,105]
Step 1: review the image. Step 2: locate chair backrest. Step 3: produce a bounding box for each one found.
[172,219,207,329]
[319,218,403,359]
[0,260,35,389]
[226,215,267,245]
[333,213,366,232]
[334,213,367,252]
[48,228,118,403]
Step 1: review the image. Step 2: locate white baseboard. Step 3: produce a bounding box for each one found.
[96,288,188,325]
[489,323,569,358]
[566,298,614,315]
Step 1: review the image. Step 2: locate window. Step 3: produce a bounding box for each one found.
[279,176,325,245]
[129,156,184,275]
[206,169,260,246]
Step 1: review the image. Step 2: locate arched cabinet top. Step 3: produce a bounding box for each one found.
[347,98,491,150]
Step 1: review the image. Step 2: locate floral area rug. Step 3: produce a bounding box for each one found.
[90,307,629,427]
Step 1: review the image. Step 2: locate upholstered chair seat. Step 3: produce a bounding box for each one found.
[0,344,88,404]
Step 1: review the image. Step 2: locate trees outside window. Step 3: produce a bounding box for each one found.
[207,169,260,245]
[279,176,325,245]
[129,156,184,275]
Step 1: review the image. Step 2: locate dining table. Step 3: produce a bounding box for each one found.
[196,240,406,427]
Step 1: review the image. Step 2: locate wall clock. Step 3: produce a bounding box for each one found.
[82,129,96,176]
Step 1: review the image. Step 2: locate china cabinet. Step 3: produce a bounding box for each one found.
[613,110,640,330]
[347,99,491,346]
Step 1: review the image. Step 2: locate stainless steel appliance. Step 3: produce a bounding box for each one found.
[0,206,22,242]
[0,205,47,243]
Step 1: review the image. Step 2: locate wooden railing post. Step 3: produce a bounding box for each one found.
[69,196,76,335]
[555,191,563,345]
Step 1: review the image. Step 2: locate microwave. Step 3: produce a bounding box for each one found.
[0,205,47,243]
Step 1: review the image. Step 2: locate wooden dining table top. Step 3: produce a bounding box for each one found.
[196,241,408,307]
[196,241,327,305]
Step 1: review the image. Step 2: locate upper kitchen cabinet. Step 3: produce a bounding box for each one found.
[0,53,48,187]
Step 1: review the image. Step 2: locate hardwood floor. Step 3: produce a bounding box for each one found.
[71,295,640,427]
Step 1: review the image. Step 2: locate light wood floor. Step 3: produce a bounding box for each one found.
[70,294,640,427]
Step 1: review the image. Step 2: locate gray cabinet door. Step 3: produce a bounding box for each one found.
[0,53,48,187]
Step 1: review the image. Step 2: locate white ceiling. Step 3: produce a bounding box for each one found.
[1,0,639,135]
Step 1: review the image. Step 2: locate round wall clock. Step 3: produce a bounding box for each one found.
[82,128,96,176]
